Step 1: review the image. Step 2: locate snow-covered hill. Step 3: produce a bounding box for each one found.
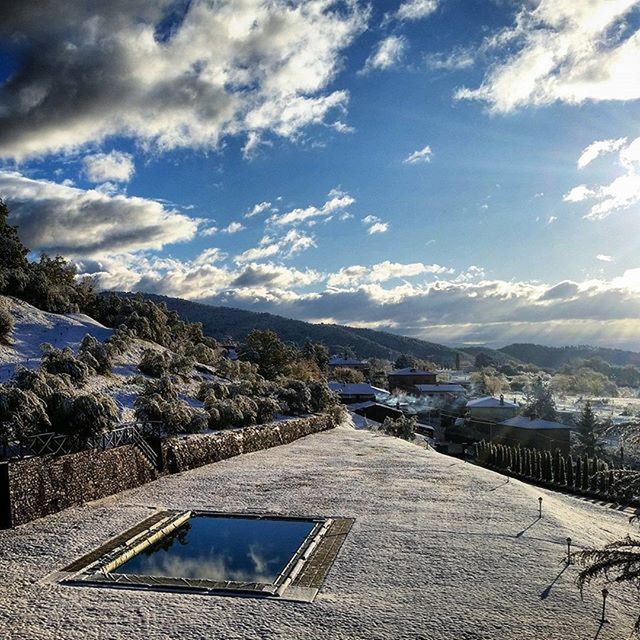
[0,295,208,421]
[0,296,113,382]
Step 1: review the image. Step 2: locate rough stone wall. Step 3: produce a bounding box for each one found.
[161,414,335,474]
[2,414,336,527]
[5,445,157,528]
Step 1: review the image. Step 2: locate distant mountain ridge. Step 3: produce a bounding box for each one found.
[119,293,462,364]
[114,293,640,370]
[498,343,640,369]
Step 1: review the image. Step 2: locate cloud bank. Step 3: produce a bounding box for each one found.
[0,0,367,160]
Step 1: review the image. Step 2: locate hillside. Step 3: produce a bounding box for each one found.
[121,293,463,364]
[499,343,640,369]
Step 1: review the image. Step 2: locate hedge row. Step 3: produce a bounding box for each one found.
[475,441,630,501]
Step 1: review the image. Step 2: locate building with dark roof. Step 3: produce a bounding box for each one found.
[493,415,574,454]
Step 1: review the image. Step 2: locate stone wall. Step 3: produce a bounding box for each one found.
[1,413,336,528]
[3,445,157,528]
[161,414,335,473]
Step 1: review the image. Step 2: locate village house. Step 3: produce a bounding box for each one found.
[466,395,519,422]
[387,367,438,392]
[328,382,389,405]
[328,355,369,372]
[414,383,467,401]
[493,415,575,454]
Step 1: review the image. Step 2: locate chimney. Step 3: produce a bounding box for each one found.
[499,394,504,406]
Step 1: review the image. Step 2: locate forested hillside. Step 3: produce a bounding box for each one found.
[120,293,463,364]
[499,343,640,369]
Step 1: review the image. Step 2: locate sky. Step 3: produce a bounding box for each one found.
[1,0,640,350]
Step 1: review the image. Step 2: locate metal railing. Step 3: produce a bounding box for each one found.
[1,421,163,468]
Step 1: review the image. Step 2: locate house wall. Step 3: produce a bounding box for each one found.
[467,406,518,422]
[388,373,438,389]
[491,425,572,454]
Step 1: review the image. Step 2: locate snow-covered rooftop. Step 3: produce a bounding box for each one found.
[467,395,519,409]
[328,382,389,396]
[1,423,637,638]
[388,367,436,376]
[415,384,466,393]
[499,416,574,431]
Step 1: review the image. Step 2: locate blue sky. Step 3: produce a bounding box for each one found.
[2,0,640,349]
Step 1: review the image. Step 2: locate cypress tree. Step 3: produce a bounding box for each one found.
[567,455,574,488]
[582,455,590,491]
[557,455,567,486]
[608,469,615,497]
[590,458,599,492]
[598,461,608,494]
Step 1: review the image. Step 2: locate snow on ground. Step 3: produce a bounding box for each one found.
[1,422,638,640]
[0,296,112,382]
[0,296,218,420]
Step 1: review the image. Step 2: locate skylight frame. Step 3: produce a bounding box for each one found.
[59,510,335,600]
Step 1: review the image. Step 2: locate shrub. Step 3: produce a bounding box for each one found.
[383,415,417,442]
[0,302,14,343]
[240,329,296,380]
[0,386,50,442]
[204,395,259,429]
[307,380,338,413]
[197,381,230,402]
[276,379,312,415]
[55,392,120,440]
[185,341,221,367]
[79,334,113,375]
[105,325,135,356]
[40,344,92,385]
[11,367,73,406]
[138,349,195,378]
[135,375,205,435]
[255,396,281,423]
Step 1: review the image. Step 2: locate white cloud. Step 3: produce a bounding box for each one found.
[403,145,433,164]
[234,229,316,263]
[546,215,557,225]
[425,49,474,71]
[564,135,640,219]
[361,214,389,235]
[328,261,450,287]
[201,225,219,237]
[83,151,135,183]
[195,248,227,265]
[221,221,245,234]
[269,189,354,226]
[361,35,406,73]
[0,171,197,257]
[596,254,613,262]
[456,1,640,113]
[244,201,274,218]
[368,222,389,234]
[186,270,640,350]
[577,137,627,169]
[397,0,438,21]
[0,0,368,160]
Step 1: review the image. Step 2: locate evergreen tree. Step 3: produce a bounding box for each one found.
[522,376,558,421]
[574,400,604,458]
[567,455,575,488]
